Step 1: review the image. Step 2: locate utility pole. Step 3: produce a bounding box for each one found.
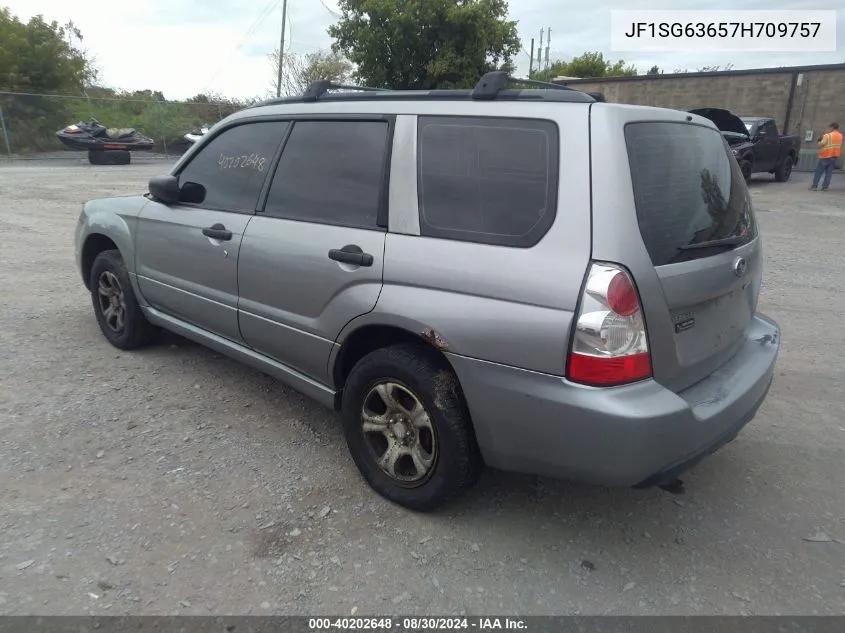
[528,38,535,78]
[275,0,289,98]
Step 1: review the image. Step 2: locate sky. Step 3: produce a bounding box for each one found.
[4,0,843,101]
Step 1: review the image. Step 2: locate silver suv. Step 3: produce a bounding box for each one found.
[75,73,781,511]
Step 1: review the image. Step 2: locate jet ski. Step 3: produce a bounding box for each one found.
[56,117,155,152]
[184,125,209,144]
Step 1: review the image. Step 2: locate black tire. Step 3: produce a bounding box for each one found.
[89,249,156,350]
[740,160,753,184]
[88,150,131,166]
[341,343,483,511]
[774,155,794,182]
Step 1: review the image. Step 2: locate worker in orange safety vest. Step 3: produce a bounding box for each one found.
[810,122,842,191]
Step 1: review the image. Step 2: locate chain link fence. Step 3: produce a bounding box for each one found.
[0,91,250,160]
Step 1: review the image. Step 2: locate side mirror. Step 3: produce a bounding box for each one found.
[179,181,206,205]
[148,175,207,205]
[148,175,180,204]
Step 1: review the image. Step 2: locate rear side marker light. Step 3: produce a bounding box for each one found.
[566,263,652,387]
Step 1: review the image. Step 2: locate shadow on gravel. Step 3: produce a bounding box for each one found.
[747,170,845,192]
[129,329,757,530]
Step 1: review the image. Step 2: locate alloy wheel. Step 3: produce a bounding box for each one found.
[360,381,438,485]
[97,270,126,333]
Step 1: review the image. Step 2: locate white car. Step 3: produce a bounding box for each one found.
[184,126,209,144]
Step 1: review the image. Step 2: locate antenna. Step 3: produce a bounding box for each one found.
[538,28,544,73]
[545,28,551,70]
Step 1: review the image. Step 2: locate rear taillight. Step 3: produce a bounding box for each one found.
[566,262,652,387]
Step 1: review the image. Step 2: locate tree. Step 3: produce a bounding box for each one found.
[646,65,661,75]
[0,8,95,151]
[63,19,99,85]
[0,8,259,154]
[328,0,521,89]
[269,49,353,97]
[673,63,734,74]
[534,51,637,81]
[0,9,90,94]
[184,92,247,126]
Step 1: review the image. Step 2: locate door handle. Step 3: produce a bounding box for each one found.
[202,223,232,241]
[328,244,374,267]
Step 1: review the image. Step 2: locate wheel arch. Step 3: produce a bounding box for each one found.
[78,197,146,291]
[330,317,461,411]
[80,233,120,290]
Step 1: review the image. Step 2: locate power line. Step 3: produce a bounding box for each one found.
[204,0,281,89]
[282,16,331,54]
[318,0,340,19]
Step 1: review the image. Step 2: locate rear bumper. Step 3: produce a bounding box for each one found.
[448,313,780,487]
[633,374,771,488]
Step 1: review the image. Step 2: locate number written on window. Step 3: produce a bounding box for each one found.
[217,153,267,172]
[177,121,288,212]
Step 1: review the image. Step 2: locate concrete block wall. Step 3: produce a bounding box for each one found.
[556,64,845,166]
[790,69,845,149]
[566,74,793,124]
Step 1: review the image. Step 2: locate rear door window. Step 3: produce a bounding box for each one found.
[263,119,390,229]
[624,121,756,266]
[417,116,558,247]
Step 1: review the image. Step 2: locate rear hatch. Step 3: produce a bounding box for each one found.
[589,105,762,393]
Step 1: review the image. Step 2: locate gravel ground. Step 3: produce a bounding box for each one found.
[1,162,844,616]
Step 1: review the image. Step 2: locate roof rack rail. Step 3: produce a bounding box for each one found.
[471,71,584,100]
[246,72,596,109]
[251,81,389,108]
[301,79,388,102]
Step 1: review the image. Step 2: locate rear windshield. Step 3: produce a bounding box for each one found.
[625,121,756,266]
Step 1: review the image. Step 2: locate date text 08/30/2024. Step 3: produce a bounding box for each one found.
[308,618,528,631]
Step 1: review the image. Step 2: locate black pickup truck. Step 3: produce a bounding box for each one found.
[690,108,801,182]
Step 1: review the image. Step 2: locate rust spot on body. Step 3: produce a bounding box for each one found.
[421,328,449,352]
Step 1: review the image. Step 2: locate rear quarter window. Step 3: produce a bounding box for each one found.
[416,116,559,247]
[624,121,756,266]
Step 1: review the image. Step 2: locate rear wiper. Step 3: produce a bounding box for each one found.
[677,235,746,251]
